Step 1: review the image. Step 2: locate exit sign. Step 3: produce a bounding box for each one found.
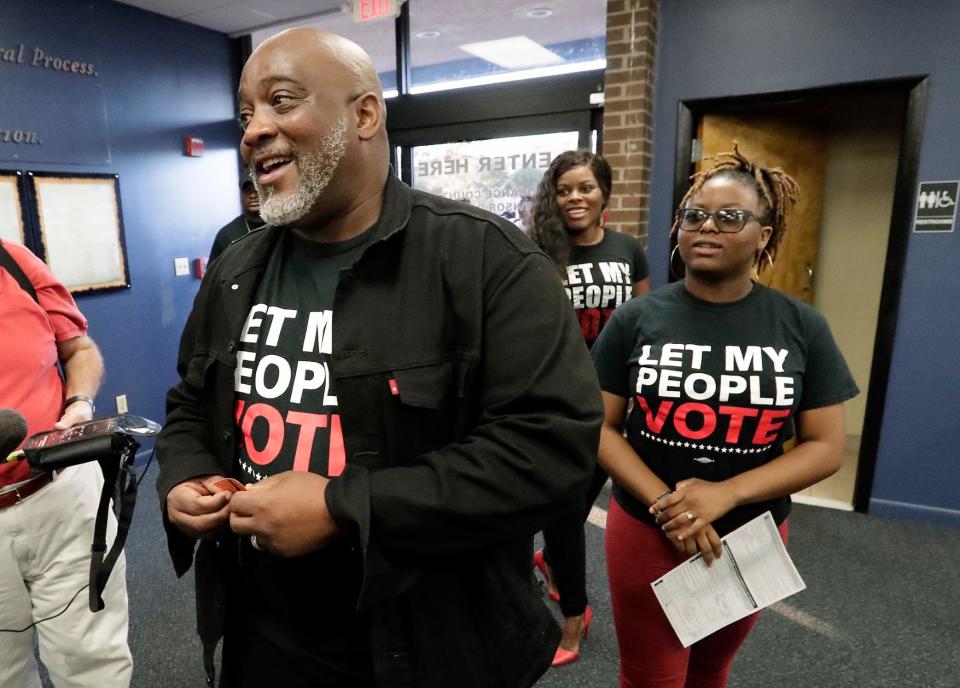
[353,0,402,23]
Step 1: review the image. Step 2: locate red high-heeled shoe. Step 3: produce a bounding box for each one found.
[533,550,560,602]
[551,606,592,667]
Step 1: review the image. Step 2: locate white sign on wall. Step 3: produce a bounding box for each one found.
[913,180,958,233]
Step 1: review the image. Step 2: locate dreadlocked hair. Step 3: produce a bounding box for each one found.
[675,142,800,273]
[530,150,613,274]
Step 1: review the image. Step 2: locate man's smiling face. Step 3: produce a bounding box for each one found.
[237,35,355,227]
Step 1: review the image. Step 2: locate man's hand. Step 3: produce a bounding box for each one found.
[54,400,94,430]
[166,476,232,539]
[228,472,339,557]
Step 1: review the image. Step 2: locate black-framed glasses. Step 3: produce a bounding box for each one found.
[675,207,764,233]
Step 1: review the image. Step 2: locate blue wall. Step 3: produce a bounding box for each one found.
[649,0,960,523]
[1,0,241,439]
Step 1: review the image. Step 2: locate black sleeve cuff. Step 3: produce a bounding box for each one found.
[325,464,423,612]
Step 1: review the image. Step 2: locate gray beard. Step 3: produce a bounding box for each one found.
[253,116,348,227]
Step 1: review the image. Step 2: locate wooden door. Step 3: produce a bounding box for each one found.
[696,113,828,303]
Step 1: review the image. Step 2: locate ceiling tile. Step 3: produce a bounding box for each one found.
[181,4,282,32]
[117,0,230,17]
[244,0,344,16]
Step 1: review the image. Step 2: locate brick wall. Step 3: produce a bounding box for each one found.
[602,0,658,245]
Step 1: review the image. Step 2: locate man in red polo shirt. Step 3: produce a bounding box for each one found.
[0,240,132,687]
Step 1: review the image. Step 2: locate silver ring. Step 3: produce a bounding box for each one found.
[250,534,262,551]
[685,511,695,521]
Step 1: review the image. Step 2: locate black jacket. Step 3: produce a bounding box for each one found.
[208,215,263,263]
[156,174,602,687]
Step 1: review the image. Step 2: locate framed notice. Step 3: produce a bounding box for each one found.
[0,170,28,245]
[28,172,130,294]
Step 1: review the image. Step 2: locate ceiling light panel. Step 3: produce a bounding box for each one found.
[459,35,564,69]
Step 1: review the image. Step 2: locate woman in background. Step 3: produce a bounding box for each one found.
[529,150,649,666]
[591,145,858,687]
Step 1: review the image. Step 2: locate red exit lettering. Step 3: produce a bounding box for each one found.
[357,0,392,22]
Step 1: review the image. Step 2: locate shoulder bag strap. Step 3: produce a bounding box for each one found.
[0,239,39,303]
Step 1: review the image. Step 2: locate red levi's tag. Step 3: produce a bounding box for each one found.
[388,378,400,396]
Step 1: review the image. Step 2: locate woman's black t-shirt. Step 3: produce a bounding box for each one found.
[563,229,649,348]
[591,281,858,536]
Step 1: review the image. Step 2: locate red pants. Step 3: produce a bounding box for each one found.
[605,498,788,688]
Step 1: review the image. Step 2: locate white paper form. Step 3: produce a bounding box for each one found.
[650,511,805,647]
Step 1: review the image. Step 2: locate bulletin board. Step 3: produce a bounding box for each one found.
[0,170,27,245]
[28,172,130,293]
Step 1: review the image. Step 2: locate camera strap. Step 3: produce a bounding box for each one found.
[88,437,139,612]
[0,240,65,382]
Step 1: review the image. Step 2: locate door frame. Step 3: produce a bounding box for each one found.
[389,111,597,185]
[386,70,603,184]
[670,76,929,513]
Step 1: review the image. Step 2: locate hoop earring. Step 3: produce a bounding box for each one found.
[755,248,774,275]
[670,244,685,278]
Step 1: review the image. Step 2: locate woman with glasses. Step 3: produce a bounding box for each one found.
[529,150,649,667]
[591,144,857,687]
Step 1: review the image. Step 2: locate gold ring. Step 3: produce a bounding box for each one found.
[685,511,694,521]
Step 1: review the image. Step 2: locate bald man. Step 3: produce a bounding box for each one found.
[156,28,601,688]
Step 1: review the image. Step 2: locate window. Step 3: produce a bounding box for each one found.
[408,0,607,93]
[412,131,580,219]
[250,8,398,96]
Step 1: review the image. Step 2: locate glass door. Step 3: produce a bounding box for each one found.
[410,130,581,224]
[390,110,598,224]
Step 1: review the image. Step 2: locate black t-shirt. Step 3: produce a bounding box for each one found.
[564,229,649,347]
[232,227,375,684]
[591,281,858,536]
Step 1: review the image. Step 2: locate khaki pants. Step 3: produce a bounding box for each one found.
[0,462,132,688]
